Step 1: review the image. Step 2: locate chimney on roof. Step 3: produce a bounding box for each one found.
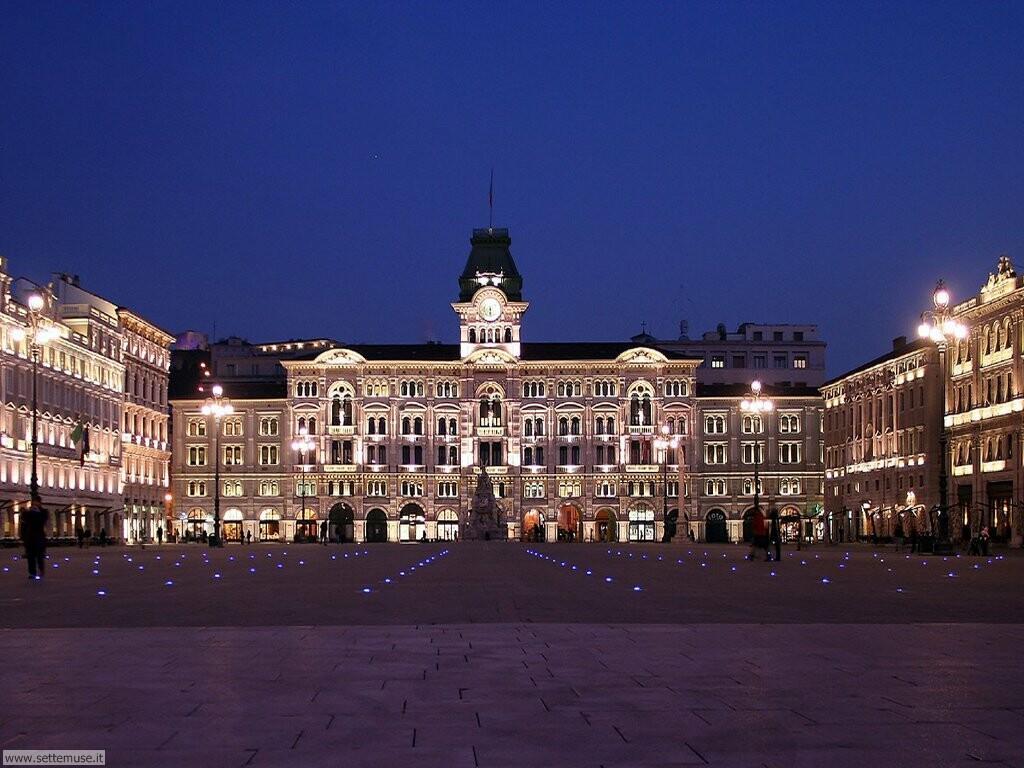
[892,335,907,351]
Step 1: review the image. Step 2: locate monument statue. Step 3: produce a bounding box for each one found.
[464,466,505,541]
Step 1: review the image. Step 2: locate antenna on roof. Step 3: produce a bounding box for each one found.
[488,168,494,230]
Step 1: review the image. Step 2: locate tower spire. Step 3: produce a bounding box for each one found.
[488,168,494,229]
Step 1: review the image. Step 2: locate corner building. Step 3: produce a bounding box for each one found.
[171,229,703,543]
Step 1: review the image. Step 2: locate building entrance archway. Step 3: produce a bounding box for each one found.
[400,503,425,542]
[705,509,728,543]
[259,508,281,541]
[328,503,355,543]
[223,509,244,542]
[437,509,459,541]
[522,510,544,542]
[628,505,655,541]
[365,508,388,543]
[558,504,581,542]
[295,509,317,542]
[595,508,617,542]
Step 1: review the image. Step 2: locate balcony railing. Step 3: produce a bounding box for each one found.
[628,425,654,435]
[327,424,355,435]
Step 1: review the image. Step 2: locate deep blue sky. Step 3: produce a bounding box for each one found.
[2,1,1022,374]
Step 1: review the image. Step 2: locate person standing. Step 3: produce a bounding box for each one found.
[156,525,163,545]
[20,501,49,580]
[748,508,767,561]
[768,509,782,563]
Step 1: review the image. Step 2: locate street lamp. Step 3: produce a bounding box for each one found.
[10,293,60,505]
[740,380,773,525]
[654,424,681,542]
[917,279,968,549]
[291,427,315,541]
[201,384,233,547]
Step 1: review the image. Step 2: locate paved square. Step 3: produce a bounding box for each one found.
[2,542,1023,767]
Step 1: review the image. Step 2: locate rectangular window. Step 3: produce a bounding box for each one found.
[779,442,802,464]
[793,355,807,369]
[704,444,727,464]
[711,356,725,368]
[773,355,787,369]
[753,355,766,369]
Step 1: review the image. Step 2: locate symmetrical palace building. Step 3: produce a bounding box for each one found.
[170,228,825,543]
[824,255,1024,547]
[0,260,173,542]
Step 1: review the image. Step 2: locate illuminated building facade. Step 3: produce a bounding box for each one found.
[948,256,1024,545]
[170,228,707,543]
[822,338,942,543]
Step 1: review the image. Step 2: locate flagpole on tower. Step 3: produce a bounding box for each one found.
[488,168,494,230]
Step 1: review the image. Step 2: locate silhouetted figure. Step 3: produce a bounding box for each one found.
[157,526,163,545]
[99,527,108,547]
[768,509,781,563]
[76,525,85,549]
[20,502,48,579]
[247,530,253,544]
[320,521,328,545]
[747,508,767,561]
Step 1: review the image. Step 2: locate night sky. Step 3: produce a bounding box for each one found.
[2,1,1022,375]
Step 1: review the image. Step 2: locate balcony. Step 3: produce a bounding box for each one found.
[625,464,659,473]
[628,425,654,435]
[477,425,505,437]
[327,424,355,436]
[323,463,357,473]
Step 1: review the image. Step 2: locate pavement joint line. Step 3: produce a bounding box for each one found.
[685,741,709,764]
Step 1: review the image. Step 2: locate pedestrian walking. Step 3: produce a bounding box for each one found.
[157,525,163,545]
[20,501,48,580]
[320,521,328,545]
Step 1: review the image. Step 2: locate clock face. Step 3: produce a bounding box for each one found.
[479,297,502,322]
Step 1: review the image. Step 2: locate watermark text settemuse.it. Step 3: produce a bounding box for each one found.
[3,751,104,766]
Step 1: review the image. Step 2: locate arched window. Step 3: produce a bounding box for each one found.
[558,417,569,436]
[448,417,457,435]
[469,328,477,343]
[367,417,376,434]
[414,417,423,435]
[595,417,605,435]
[524,419,533,437]
[437,417,446,435]
[504,327,512,343]
[570,416,581,435]
[401,417,411,435]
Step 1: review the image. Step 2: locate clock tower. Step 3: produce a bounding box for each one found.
[452,227,529,358]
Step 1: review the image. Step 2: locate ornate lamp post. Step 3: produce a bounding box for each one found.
[740,380,774,523]
[917,280,968,548]
[201,384,233,547]
[11,293,60,506]
[291,427,315,541]
[654,424,681,541]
